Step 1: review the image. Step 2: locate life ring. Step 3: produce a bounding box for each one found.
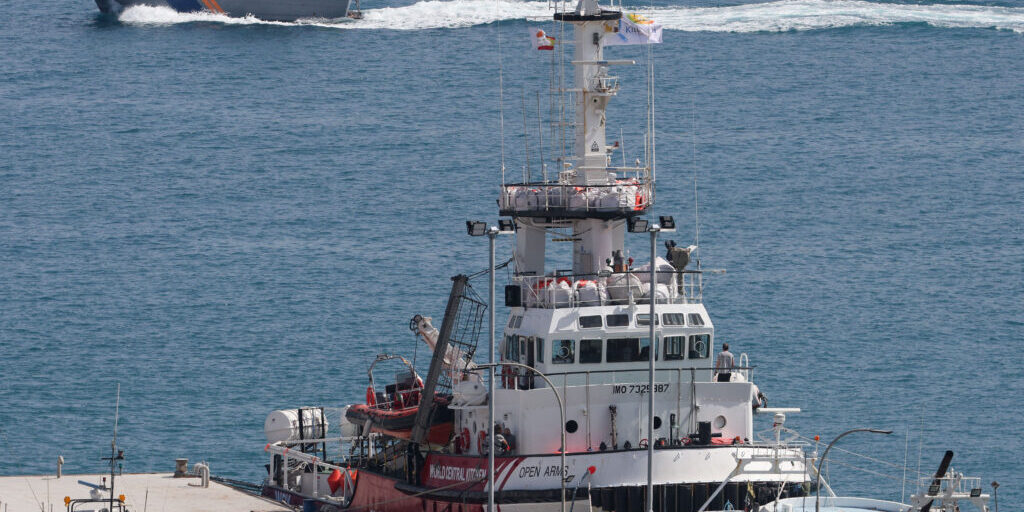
[478,431,488,455]
[639,438,649,449]
[414,376,424,389]
[634,192,647,211]
[458,428,471,453]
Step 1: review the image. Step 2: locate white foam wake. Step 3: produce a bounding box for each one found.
[118,0,1024,33]
[651,0,1024,33]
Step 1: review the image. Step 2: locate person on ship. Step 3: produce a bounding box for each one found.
[665,240,691,293]
[715,342,735,382]
[503,427,517,453]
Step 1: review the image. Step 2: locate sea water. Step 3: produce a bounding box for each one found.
[0,0,1021,506]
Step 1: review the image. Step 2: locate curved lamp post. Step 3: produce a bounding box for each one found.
[477,362,567,512]
[815,428,893,512]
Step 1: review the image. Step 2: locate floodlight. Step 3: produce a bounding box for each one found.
[659,216,676,231]
[466,221,487,236]
[627,217,649,233]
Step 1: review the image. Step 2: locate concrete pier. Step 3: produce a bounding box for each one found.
[0,472,289,511]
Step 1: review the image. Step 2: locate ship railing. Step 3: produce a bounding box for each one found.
[266,440,357,505]
[498,172,652,218]
[589,75,620,94]
[512,269,703,309]
[914,474,988,501]
[505,366,754,392]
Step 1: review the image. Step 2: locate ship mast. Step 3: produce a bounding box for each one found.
[504,0,651,280]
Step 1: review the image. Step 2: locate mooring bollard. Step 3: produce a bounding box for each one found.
[174,458,188,477]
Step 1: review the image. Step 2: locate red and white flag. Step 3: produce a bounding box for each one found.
[532,29,555,50]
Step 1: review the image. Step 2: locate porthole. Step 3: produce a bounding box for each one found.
[565,420,579,433]
[653,416,662,429]
[714,415,727,429]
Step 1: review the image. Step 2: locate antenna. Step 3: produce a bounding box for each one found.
[522,90,531,182]
[536,92,546,182]
[495,2,506,186]
[105,383,123,512]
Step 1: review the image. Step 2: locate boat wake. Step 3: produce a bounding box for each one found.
[118,0,1024,33]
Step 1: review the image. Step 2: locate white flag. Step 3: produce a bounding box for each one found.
[604,14,663,46]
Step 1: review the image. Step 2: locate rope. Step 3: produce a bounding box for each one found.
[825,457,919,487]
[467,257,513,280]
[795,433,924,477]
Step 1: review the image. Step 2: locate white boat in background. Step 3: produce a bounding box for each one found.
[247,0,997,510]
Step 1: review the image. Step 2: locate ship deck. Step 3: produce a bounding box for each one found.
[0,472,289,512]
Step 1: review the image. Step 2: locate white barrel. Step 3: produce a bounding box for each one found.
[337,405,360,437]
[264,408,329,444]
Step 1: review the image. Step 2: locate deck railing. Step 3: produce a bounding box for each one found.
[499,171,652,218]
[500,365,753,390]
[513,269,703,309]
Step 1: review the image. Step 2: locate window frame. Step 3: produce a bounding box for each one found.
[606,314,630,327]
[662,313,686,326]
[636,314,659,326]
[551,339,576,364]
[579,339,603,364]
[663,335,686,360]
[689,334,711,359]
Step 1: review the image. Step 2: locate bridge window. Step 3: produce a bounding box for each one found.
[536,338,544,363]
[689,334,710,359]
[514,315,524,328]
[606,314,630,327]
[503,335,514,360]
[636,314,659,326]
[688,313,705,326]
[580,339,602,363]
[580,315,602,328]
[607,338,656,362]
[552,339,575,364]
[664,336,685,360]
[662,313,685,326]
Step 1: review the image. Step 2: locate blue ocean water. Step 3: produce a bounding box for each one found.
[1,0,1022,507]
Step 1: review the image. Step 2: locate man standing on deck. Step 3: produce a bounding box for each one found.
[715,343,735,382]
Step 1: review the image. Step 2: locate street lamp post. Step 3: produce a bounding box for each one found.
[487,225,498,512]
[815,428,893,512]
[478,362,566,512]
[468,220,513,512]
[646,224,660,512]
